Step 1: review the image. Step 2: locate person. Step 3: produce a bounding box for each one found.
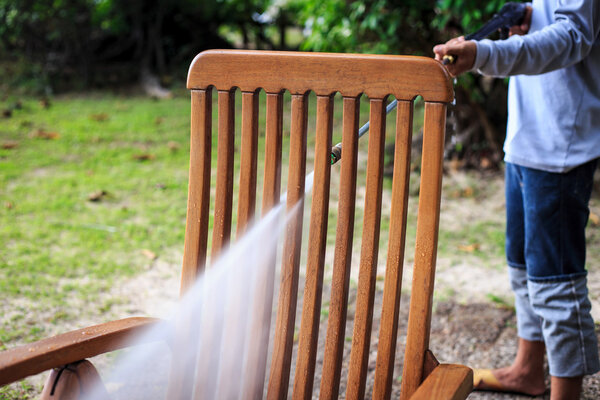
[433,1,600,399]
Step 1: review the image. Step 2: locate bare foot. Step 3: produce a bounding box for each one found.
[484,365,546,396]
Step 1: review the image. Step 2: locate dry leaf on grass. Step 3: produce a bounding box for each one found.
[458,243,481,253]
[142,249,158,260]
[167,141,180,152]
[88,190,109,202]
[89,113,109,122]
[29,129,60,140]
[133,153,155,161]
[2,141,18,149]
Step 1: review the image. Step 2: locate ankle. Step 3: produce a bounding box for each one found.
[550,375,582,400]
[508,361,544,379]
[512,338,545,376]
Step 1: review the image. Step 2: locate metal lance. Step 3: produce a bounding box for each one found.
[330,99,398,165]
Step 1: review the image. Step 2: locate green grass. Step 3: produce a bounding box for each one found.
[1,93,192,343]
[438,220,505,262]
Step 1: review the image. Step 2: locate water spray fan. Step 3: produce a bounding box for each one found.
[330,1,528,165]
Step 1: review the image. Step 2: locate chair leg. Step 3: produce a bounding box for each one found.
[40,360,109,400]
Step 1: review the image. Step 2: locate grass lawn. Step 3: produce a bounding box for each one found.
[1,92,193,343]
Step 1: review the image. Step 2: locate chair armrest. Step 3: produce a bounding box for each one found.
[0,316,159,386]
[409,364,473,400]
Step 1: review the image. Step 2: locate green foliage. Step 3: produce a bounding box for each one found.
[293,0,440,54]
[433,0,510,33]
[0,0,277,93]
[290,0,514,55]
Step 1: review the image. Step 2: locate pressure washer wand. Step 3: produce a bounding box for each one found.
[330,99,398,165]
[442,2,527,65]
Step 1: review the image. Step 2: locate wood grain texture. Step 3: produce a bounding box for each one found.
[292,95,334,400]
[188,50,453,102]
[319,96,360,400]
[180,89,212,294]
[211,89,236,259]
[237,90,260,235]
[372,100,413,400]
[0,317,157,386]
[423,349,441,380]
[345,98,387,400]
[267,93,309,400]
[409,364,473,400]
[400,102,447,400]
[240,92,285,400]
[262,92,284,213]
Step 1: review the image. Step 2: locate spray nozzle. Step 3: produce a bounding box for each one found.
[330,143,342,165]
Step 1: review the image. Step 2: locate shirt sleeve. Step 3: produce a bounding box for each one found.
[472,0,600,77]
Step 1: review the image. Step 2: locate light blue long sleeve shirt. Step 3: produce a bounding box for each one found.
[472,0,600,172]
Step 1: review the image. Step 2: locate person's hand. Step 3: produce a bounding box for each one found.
[433,36,477,77]
[509,6,533,36]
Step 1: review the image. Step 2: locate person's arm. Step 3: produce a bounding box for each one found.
[434,0,599,77]
[433,5,532,77]
[475,0,599,77]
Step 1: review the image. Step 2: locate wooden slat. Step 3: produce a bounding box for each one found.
[240,92,284,400]
[240,250,278,400]
[319,96,360,400]
[211,89,236,259]
[262,92,284,212]
[237,90,260,235]
[0,317,158,386]
[372,100,414,400]
[345,98,387,400]
[180,89,212,294]
[188,50,454,102]
[400,102,447,400]
[409,364,473,400]
[267,93,309,400]
[167,312,200,400]
[217,96,263,398]
[292,95,334,400]
[187,91,236,400]
[170,89,213,400]
[215,275,252,399]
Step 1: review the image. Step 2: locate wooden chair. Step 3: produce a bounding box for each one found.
[0,50,472,399]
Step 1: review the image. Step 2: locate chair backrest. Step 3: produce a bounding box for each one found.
[181,50,453,400]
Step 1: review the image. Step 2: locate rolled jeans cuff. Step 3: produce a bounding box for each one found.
[529,276,600,377]
[508,266,543,341]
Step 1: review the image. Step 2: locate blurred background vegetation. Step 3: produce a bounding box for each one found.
[1,0,516,166]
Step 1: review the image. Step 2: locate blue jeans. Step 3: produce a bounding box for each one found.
[505,161,599,377]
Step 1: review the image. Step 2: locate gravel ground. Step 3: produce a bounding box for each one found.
[301,289,600,400]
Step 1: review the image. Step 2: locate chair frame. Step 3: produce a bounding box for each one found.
[0,50,472,400]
